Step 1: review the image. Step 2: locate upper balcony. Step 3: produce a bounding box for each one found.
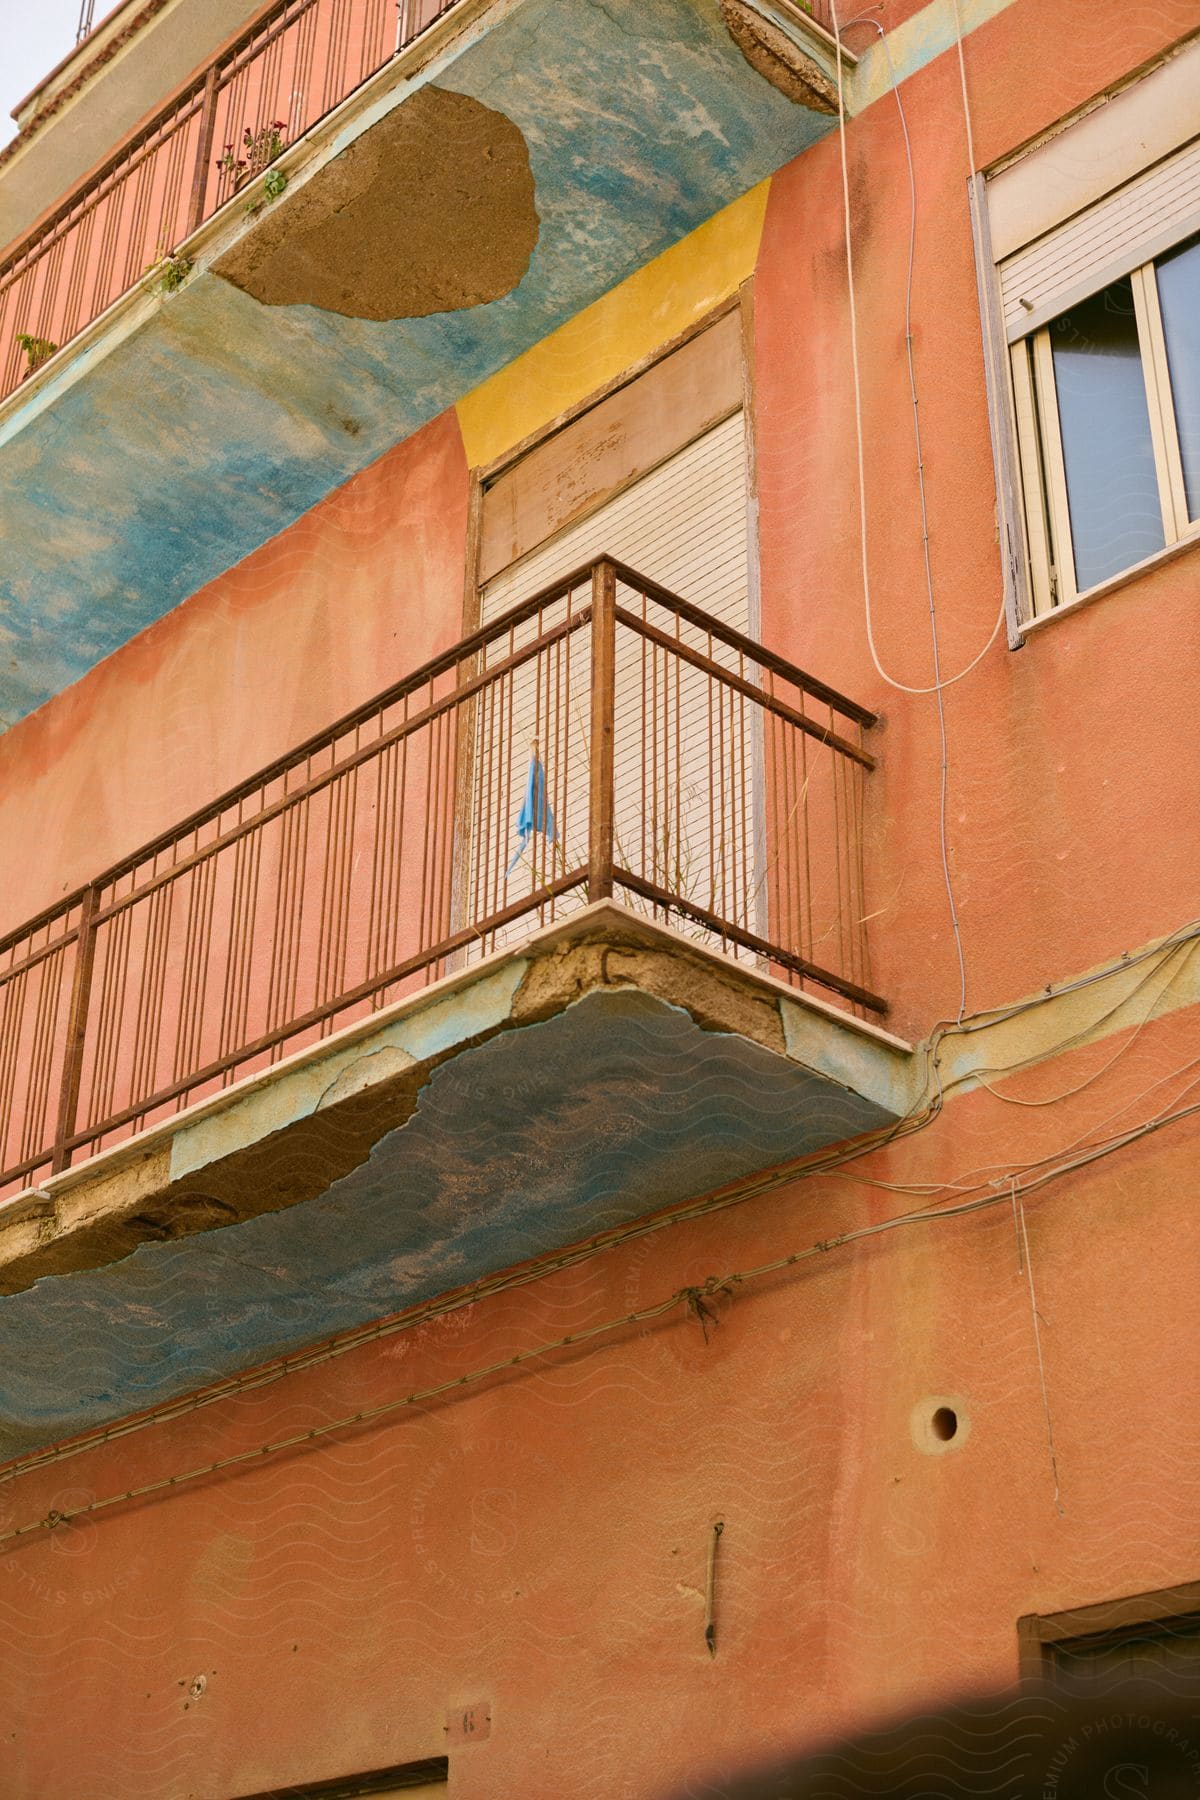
[0,0,851,729]
[0,0,271,255]
[0,559,911,1458]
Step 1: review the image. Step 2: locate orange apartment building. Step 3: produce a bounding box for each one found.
[0,0,1199,1793]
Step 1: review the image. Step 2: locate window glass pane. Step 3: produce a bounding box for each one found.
[1156,233,1200,521]
[1049,276,1165,591]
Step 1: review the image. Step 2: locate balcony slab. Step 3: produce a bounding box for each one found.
[0,0,848,728]
[0,904,912,1459]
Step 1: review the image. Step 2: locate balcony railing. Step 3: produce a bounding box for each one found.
[0,0,839,402]
[0,558,880,1198]
[0,0,457,400]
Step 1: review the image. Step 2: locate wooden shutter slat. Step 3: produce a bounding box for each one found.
[479,313,744,585]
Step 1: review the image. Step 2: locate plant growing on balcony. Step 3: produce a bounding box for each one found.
[217,121,288,191]
[145,249,194,296]
[215,142,245,184]
[15,332,58,376]
[247,120,288,174]
[244,166,289,219]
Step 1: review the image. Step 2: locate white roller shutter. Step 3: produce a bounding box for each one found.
[473,412,758,947]
[998,136,1200,341]
[482,410,751,633]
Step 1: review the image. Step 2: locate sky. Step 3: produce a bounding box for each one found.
[0,1,97,145]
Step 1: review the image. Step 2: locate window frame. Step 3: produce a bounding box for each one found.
[1018,1580,1200,1685]
[1010,241,1200,617]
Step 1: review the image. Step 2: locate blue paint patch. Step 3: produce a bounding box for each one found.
[0,0,836,726]
[0,990,893,1456]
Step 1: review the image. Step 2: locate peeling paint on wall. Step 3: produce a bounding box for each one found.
[719,0,839,112]
[214,87,539,320]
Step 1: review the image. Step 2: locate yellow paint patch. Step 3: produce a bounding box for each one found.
[456,182,771,470]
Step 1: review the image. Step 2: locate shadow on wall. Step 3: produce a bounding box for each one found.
[665,1685,1200,1798]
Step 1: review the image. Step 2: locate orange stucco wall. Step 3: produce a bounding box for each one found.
[4,3,1195,1033]
[2,0,1200,1794]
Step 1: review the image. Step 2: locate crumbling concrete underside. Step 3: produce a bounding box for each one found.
[214,87,540,319]
[0,0,849,727]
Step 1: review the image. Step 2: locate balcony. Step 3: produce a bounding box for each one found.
[0,564,911,1458]
[0,0,458,398]
[0,0,843,400]
[1,0,846,305]
[0,0,851,727]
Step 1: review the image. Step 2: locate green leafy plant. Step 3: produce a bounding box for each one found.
[217,120,288,191]
[245,165,289,218]
[145,248,193,295]
[15,332,58,375]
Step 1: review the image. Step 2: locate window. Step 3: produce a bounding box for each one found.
[1019,1584,1200,1696]
[1010,231,1200,612]
[976,44,1200,629]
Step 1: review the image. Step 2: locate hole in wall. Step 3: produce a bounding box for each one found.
[911,1395,970,1455]
[931,1406,958,1442]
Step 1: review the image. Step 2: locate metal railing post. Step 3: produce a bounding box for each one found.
[51,884,98,1175]
[588,559,617,902]
[186,65,220,237]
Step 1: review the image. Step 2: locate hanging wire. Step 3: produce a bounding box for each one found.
[10,1071,1200,1549]
[828,3,1011,1022]
[2,917,1197,1494]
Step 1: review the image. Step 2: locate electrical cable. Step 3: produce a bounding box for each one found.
[971,936,1199,1109]
[826,3,1010,701]
[1016,1195,1064,1513]
[834,1056,1200,1205]
[837,12,1008,693]
[949,0,980,181]
[829,3,1007,1019]
[929,915,1200,1040]
[0,1,1189,1549]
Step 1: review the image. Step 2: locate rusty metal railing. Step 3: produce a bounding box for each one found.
[0,0,841,401]
[0,559,880,1198]
[0,0,456,400]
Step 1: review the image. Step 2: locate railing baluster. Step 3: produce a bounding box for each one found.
[4,0,458,399]
[588,559,617,903]
[50,884,99,1176]
[187,66,221,236]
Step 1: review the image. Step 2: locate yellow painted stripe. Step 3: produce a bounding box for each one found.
[455,181,770,470]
